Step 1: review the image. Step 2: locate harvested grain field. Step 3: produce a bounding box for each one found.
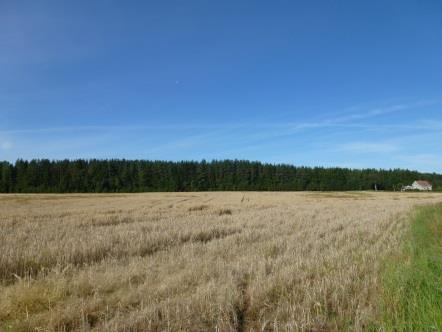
[1,192,441,331]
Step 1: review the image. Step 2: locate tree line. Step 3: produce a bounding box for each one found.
[0,159,440,193]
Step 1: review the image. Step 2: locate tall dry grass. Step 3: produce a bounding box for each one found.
[1,192,441,331]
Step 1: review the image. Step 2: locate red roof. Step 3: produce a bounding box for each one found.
[415,180,432,187]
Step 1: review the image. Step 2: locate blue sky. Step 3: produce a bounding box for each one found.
[1,1,442,172]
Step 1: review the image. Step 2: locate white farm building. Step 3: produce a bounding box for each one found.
[402,180,432,191]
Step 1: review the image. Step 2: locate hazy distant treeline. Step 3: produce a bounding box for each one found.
[0,159,440,193]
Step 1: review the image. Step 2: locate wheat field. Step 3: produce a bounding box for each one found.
[1,192,441,331]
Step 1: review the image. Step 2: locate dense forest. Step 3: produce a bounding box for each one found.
[0,159,441,193]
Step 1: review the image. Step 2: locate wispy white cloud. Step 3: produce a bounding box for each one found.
[0,140,13,150]
[334,142,399,153]
[3,100,439,137]
[395,154,442,173]
[1,99,441,172]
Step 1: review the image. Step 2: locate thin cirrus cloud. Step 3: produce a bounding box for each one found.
[0,140,13,150]
[393,154,442,174]
[334,142,399,154]
[1,99,441,173]
[0,99,437,135]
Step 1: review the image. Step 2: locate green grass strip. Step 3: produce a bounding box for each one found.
[380,204,442,331]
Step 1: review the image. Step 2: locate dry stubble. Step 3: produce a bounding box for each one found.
[1,192,441,331]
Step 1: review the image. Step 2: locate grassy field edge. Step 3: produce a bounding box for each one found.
[380,203,442,331]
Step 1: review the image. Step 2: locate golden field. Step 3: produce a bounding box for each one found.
[1,192,441,331]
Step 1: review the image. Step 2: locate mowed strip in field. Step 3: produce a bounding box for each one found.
[1,192,441,331]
